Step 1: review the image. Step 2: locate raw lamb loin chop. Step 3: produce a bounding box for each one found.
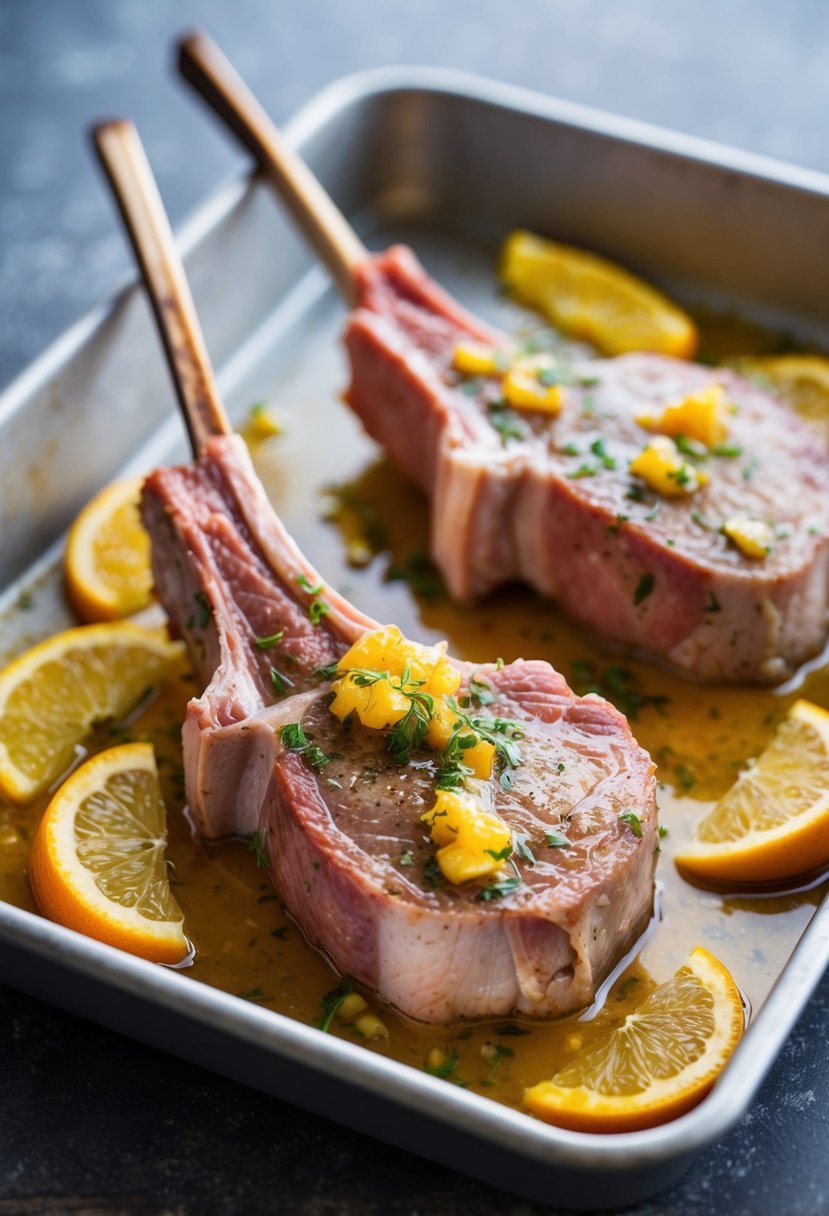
[178,32,829,685]
[95,118,658,1025]
[144,433,658,1022]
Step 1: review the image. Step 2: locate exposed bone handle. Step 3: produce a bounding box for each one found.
[178,29,366,304]
[92,119,231,453]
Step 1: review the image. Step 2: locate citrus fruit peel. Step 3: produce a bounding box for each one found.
[674,699,829,885]
[65,475,154,622]
[0,622,184,803]
[29,742,187,964]
[524,946,744,1133]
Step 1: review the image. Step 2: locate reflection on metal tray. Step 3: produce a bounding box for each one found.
[1,68,829,1210]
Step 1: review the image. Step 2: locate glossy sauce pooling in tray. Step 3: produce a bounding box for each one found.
[0,306,827,1113]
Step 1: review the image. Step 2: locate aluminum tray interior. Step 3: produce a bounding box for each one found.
[1,68,829,1210]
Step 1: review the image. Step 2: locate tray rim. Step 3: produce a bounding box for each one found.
[2,63,829,1180]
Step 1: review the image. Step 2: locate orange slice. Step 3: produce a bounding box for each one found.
[0,623,184,803]
[674,700,829,885]
[65,476,153,621]
[524,947,744,1132]
[29,742,187,963]
[501,229,698,358]
[731,354,829,438]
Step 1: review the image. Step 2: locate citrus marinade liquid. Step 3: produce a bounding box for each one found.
[0,312,825,1111]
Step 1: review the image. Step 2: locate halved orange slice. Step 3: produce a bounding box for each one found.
[524,947,744,1132]
[65,476,153,621]
[674,699,829,885]
[501,230,698,358]
[29,742,187,964]
[0,623,184,803]
[731,354,829,437]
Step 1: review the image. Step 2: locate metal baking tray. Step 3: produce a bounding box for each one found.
[2,68,829,1210]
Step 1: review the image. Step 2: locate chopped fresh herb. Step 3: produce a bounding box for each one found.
[483,1043,515,1085]
[309,599,330,625]
[676,763,696,792]
[475,873,523,901]
[495,1024,531,1037]
[316,978,354,1033]
[712,442,743,458]
[742,457,759,482]
[385,550,445,601]
[513,835,535,864]
[626,481,648,503]
[545,832,569,848]
[618,810,643,838]
[488,403,526,443]
[424,1047,463,1082]
[579,374,600,388]
[704,591,721,613]
[247,831,269,869]
[589,437,617,470]
[570,660,668,720]
[423,856,446,889]
[634,573,655,606]
[485,845,514,863]
[561,442,581,457]
[254,630,285,650]
[460,378,482,396]
[257,893,278,904]
[279,722,330,772]
[318,661,340,679]
[272,925,290,940]
[295,574,330,625]
[326,777,343,790]
[16,591,34,611]
[467,670,496,706]
[238,986,267,1003]
[691,510,718,531]
[397,850,415,867]
[675,434,708,460]
[269,666,293,695]
[194,591,211,629]
[568,463,598,479]
[658,825,669,839]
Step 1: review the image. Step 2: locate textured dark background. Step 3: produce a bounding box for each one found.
[2,1,829,1213]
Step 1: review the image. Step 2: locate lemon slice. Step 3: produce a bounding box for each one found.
[501,229,698,359]
[524,947,743,1132]
[0,623,184,803]
[65,476,153,621]
[29,742,187,963]
[732,354,829,434]
[674,700,829,885]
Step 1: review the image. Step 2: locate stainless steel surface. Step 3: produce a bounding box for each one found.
[1,68,829,1209]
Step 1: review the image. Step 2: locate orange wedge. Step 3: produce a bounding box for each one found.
[29,742,187,963]
[501,230,698,359]
[732,354,829,437]
[0,623,184,803]
[524,947,744,1132]
[65,476,153,621]
[674,699,829,885]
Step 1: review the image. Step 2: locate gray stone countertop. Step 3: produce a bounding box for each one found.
[1,1,828,1213]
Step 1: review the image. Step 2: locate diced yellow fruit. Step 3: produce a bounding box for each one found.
[329,671,411,729]
[354,1013,389,1040]
[452,342,503,377]
[502,356,564,415]
[629,436,708,497]
[426,702,496,779]
[636,384,730,447]
[501,229,698,358]
[722,516,774,560]
[338,993,368,1019]
[336,625,460,698]
[422,790,511,885]
[247,403,285,439]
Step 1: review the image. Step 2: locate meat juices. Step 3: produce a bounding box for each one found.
[143,436,657,1023]
[345,246,829,684]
